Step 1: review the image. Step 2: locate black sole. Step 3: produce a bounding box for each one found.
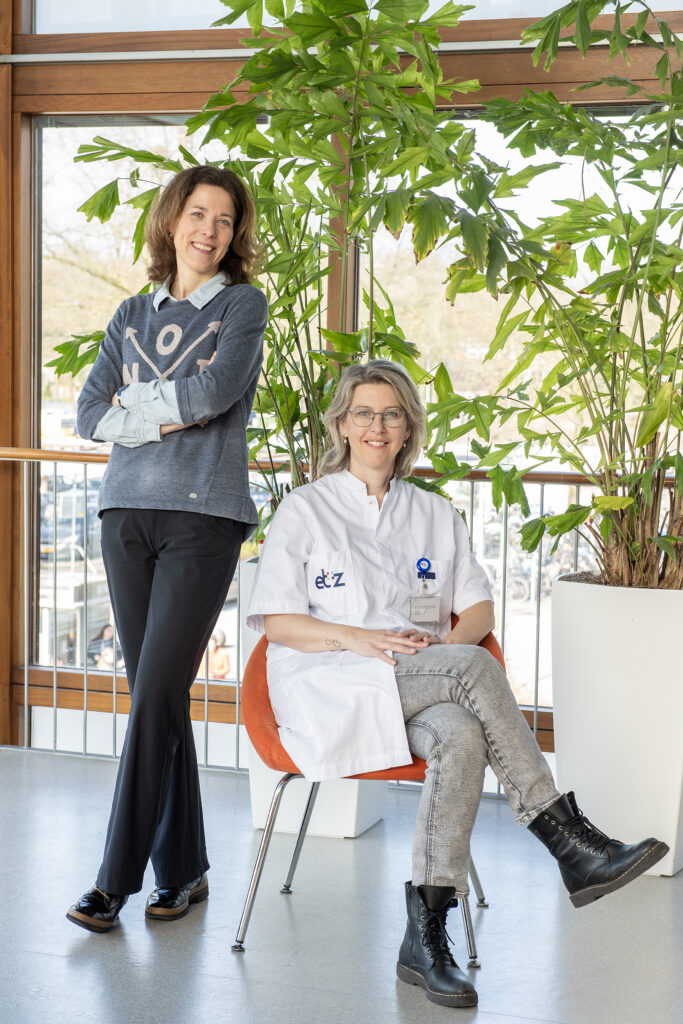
[570,841,669,908]
[396,963,478,1007]
[145,882,209,920]
[66,909,116,933]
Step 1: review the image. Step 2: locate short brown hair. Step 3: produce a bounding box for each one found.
[145,165,260,285]
[318,359,427,479]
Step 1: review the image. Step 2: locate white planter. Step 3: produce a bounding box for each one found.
[552,578,683,876]
[239,556,387,838]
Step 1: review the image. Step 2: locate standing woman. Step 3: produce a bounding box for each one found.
[67,165,268,932]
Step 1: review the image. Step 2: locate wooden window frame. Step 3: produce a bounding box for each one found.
[0,3,675,744]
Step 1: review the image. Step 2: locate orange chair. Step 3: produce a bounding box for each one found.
[232,628,506,966]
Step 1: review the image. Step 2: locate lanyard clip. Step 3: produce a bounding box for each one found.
[416,557,435,581]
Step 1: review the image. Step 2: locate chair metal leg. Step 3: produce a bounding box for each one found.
[468,857,489,908]
[232,772,300,952]
[460,895,480,969]
[281,781,321,893]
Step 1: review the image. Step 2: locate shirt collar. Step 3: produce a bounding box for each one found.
[338,470,399,498]
[152,271,228,311]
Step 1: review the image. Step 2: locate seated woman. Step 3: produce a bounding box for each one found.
[246,359,667,1010]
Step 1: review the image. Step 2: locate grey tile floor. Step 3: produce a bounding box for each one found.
[0,746,681,1024]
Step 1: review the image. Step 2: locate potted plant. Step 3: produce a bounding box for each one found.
[430,1,683,875]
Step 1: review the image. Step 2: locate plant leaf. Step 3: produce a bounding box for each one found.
[635,382,673,447]
[409,193,451,261]
[649,535,683,564]
[485,311,528,361]
[384,188,412,238]
[520,517,546,551]
[375,0,429,21]
[592,495,634,510]
[584,240,603,273]
[476,442,519,468]
[77,180,120,223]
[433,362,453,402]
[459,212,488,271]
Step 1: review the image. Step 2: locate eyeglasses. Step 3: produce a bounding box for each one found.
[346,407,407,427]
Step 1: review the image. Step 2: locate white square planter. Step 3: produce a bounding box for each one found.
[552,578,683,876]
[239,556,388,838]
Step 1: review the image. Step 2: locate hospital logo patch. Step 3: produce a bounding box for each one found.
[315,569,345,590]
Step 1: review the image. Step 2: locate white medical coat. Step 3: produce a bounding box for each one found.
[246,471,493,781]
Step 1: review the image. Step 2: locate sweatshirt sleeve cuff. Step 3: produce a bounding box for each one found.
[92,406,162,448]
[119,379,181,425]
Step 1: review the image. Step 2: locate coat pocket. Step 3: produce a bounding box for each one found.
[305,548,357,618]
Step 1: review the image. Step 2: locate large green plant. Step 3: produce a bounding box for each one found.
[429,1,683,588]
[49,0,500,517]
[49,0,682,583]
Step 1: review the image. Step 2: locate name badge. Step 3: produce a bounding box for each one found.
[411,557,439,623]
[410,595,441,624]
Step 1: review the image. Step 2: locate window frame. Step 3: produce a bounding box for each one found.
[0,1,676,744]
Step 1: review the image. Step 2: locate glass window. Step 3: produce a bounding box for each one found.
[33,0,683,33]
[361,110,673,448]
[39,116,194,451]
[34,0,228,33]
[456,1,682,18]
[35,119,251,762]
[360,115,586,444]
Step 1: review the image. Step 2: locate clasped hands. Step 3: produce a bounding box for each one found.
[344,626,442,666]
[110,389,206,434]
[110,350,216,434]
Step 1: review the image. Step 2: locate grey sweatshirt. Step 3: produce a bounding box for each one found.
[77,280,268,532]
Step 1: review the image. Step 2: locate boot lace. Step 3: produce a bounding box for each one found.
[421,906,457,966]
[562,810,611,854]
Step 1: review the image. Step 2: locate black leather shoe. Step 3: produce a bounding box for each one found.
[67,887,128,933]
[396,882,478,1007]
[529,792,669,908]
[145,874,209,920]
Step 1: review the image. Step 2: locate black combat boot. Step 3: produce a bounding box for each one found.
[396,881,477,1007]
[529,792,669,908]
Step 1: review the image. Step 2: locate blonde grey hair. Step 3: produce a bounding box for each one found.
[318,359,426,479]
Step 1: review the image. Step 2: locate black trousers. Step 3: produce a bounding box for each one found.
[96,508,243,895]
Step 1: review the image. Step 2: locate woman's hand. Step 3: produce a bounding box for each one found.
[396,628,442,645]
[160,422,188,435]
[111,379,208,431]
[343,626,432,666]
[110,390,188,434]
[264,615,436,665]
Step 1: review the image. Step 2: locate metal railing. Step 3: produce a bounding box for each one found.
[0,446,596,769]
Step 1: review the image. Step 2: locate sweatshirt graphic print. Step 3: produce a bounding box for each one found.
[76,283,268,526]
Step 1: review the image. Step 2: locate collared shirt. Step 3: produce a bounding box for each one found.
[247,471,493,780]
[152,272,229,311]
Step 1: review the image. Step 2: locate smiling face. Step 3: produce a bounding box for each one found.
[339,382,411,485]
[171,183,237,292]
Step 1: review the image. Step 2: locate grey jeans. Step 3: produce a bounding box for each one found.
[394,644,560,895]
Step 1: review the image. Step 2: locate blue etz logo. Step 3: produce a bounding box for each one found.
[315,569,346,590]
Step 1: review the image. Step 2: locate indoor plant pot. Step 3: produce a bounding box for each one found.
[552,576,682,876]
